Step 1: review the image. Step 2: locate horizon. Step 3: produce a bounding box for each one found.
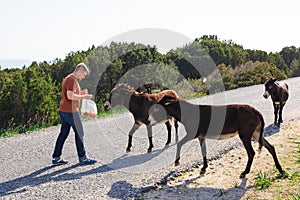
[1,37,298,70]
[1,0,300,69]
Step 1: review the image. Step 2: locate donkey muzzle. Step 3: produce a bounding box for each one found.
[103,100,112,111]
[263,91,270,99]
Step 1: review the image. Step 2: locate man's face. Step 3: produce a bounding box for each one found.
[78,69,88,80]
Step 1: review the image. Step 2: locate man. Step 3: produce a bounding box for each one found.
[52,62,97,165]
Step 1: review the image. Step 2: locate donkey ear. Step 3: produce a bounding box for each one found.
[272,77,278,82]
[264,77,269,82]
[159,96,178,105]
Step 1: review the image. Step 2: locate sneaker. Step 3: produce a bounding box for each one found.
[52,158,68,166]
[79,157,97,165]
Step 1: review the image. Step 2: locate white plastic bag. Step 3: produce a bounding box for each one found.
[81,99,98,118]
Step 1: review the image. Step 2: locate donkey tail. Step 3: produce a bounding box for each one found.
[258,112,265,153]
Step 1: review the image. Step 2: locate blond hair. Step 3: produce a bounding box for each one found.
[74,62,90,74]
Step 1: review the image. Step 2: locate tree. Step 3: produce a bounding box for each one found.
[280,46,299,66]
[288,59,300,77]
[0,69,27,129]
[268,52,288,71]
[247,49,268,62]
[23,62,59,127]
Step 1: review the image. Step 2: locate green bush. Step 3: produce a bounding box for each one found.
[234,61,287,88]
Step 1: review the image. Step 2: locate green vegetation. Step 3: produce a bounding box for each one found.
[1,35,300,136]
[254,171,272,189]
[253,137,300,199]
[297,141,300,164]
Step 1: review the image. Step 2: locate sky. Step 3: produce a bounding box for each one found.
[1,0,300,69]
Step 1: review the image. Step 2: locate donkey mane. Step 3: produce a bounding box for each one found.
[113,83,136,93]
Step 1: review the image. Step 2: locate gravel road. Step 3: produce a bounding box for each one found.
[0,77,299,200]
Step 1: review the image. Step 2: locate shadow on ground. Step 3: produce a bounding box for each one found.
[0,124,281,198]
[264,124,280,137]
[138,176,250,200]
[0,145,172,197]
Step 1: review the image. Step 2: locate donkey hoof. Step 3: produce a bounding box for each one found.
[147,145,153,153]
[165,143,170,148]
[280,170,286,176]
[239,174,246,179]
[126,148,131,153]
[175,162,180,166]
[200,169,206,175]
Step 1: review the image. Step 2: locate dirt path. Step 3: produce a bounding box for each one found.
[143,118,300,200]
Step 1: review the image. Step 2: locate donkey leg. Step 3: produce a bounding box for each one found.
[174,119,179,143]
[199,138,208,175]
[127,123,140,152]
[240,137,255,178]
[175,134,193,166]
[278,103,285,125]
[165,121,172,146]
[146,125,154,152]
[273,103,279,125]
[262,137,285,174]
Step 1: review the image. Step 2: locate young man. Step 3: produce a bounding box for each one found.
[52,62,97,165]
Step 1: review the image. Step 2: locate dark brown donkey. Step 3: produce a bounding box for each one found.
[104,84,179,152]
[151,96,285,178]
[263,77,289,126]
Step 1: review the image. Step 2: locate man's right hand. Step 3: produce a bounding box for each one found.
[85,94,93,99]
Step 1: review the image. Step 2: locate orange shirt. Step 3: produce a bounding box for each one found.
[59,74,81,113]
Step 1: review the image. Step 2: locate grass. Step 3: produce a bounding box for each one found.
[0,127,22,137]
[253,137,300,199]
[253,171,272,189]
[0,122,51,137]
[0,106,128,138]
[296,141,300,164]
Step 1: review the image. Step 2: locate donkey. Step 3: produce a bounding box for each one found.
[104,84,179,153]
[263,77,289,126]
[151,96,285,178]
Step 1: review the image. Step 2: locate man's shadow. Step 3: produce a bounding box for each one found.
[0,164,81,196]
[0,145,173,197]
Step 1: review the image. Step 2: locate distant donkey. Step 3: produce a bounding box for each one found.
[263,77,289,126]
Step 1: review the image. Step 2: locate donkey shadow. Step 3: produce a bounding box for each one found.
[169,177,249,200]
[107,177,249,199]
[264,124,280,137]
[107,180,156,199]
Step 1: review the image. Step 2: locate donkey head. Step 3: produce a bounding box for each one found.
[263,77,278,99]
[104,84,134,111]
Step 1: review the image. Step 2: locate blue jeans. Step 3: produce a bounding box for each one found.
[52,111,86,159]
